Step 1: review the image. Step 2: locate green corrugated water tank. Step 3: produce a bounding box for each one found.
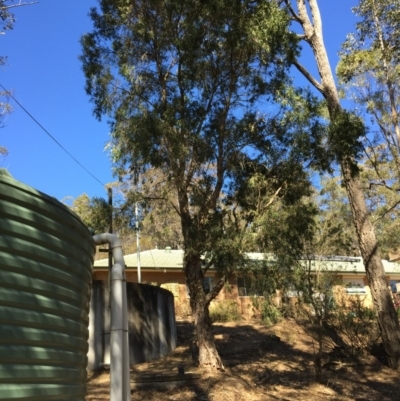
[0,169,95,401]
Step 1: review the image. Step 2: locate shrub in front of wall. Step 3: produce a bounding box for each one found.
[209,300,242,323]
[252,297,282,327]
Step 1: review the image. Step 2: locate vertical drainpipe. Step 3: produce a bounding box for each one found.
[122,270,130,401]
[135,201,141,283]
[134,169,141,284]
[93,233,130,401]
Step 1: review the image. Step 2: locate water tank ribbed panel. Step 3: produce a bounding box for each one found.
[0,170,95,401]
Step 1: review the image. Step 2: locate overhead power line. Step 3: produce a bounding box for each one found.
[0,83,106,188]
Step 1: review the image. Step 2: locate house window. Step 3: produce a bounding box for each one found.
[203,277,214,294]
[186,277,214,297]
[343,278,366,294]
[237,277,247,296]
[390,280,400,293]
[237,277,263,297]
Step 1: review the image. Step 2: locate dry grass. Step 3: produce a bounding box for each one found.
[86,319,400,401]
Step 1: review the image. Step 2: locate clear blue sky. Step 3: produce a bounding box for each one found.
[0,0,359,203]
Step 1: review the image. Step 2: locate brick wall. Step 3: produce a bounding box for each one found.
[92,270,246,318]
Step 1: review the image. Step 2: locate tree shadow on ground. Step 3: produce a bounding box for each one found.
[212,321,312,367]
[210,321,400,401]
[88,320,400,401]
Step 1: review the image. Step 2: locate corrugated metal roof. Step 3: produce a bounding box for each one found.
[94,250,400,275]
[299,258,364,273]
[301,258,400,275]
[94,249,184,269]
[383,259,400,274]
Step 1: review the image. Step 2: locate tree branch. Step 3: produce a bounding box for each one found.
[293,59,324,94]
[205,277,226,305]
[373,199,400,223]
[1,1,38,10]
[361,136,386,183]
[283,0,302,23]
[261,183,285,212]
[295,0,314,33]
[168,199,181,216]
[202,256,214,275]
[308,0,323,36]
[368,181,400,193]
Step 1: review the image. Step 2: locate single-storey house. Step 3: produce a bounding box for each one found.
[93,248,400,318]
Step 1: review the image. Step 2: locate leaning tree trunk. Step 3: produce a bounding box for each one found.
[184,253,224,370]
[289,0,400,368]
[342,156,400,368]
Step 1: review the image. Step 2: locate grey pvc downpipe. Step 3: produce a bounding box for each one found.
[93,234,130,401]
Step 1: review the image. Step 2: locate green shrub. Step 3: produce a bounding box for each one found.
[252,297,282,326]
[209,300,241,322]
[330,296,380,354]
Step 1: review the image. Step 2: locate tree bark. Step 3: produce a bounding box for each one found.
[289,0,400,368]
[176,158,226,369]
[184,253,225,370]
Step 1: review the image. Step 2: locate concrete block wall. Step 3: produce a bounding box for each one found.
[87,280,177,371]
[126,283,177,364]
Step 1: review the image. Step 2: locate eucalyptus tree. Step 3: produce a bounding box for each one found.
[360,151,400,258]
[116,167,184,250]
[338,0,399,154]
[80,0,319,368]
[279,0,400,368]
[69,191,142,254]
[1,0,36,70]
[315,175,359,257]
[0,1,17,42]
[0,1,13,137]
[336,0,400,257]
[69,193,111,234]
[314,166,400,259]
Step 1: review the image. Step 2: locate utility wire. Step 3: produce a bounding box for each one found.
[0,83,106,188]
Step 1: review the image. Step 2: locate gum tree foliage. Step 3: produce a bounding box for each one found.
[115,168,184,250]
[311,165,400,260]
[311,160,400,260]
[280,0,400,369]
[315,175,359,257]
[0,1,16,42]
[69,193,111,234]
[69,191,141,251]
[80,0,323,369]
[358,147,400,259]
[69,192,145,255]
[0,0,16,142]
[337,0,400,259]
[338,0,400,154]
[70,173,184,254]
[0,1,37,40]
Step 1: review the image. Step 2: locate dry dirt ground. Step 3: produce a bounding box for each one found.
[86,319,400,401]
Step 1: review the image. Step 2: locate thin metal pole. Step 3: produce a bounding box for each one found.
[108,187,113,269]
[135,201,141,283]
[107,188,113,310]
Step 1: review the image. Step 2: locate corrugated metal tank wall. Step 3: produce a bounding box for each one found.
[0,169,95,400]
